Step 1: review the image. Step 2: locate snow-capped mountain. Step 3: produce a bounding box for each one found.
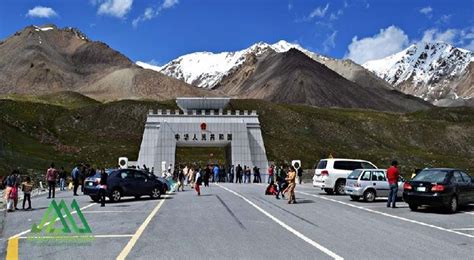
[136,40,330,89]
[363,42,473,102]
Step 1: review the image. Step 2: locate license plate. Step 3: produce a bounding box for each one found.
[416,187,426,192]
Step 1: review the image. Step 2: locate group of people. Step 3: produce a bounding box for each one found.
[265,165,298,204]
[3,169,34,212]
[3,162,110,212]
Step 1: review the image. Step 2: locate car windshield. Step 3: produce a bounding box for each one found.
[412,170,449,183]
[347,170,363,180]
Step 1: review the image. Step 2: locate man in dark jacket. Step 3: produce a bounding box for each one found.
[99,168,108,207]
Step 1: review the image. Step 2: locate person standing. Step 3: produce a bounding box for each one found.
[236,164,242,184]
[189,167,195,188]
[98,168,108,207]
[387,160,400,208]
[80,164,86,193]
[243,166,249,183]
[204,165,211,187]
[268,165,274,184]
[213,165,220,183]
[297,167,303,184]
[286,166,297,204]
[276,166,286,199]
[71,165,80,196]
[177,168,185,192]
[59,167,67,191]
[21,176,33,210]
[46,163,58,199]
[195,170,202,196]
[183,165,189,186]
[8,183,19,212]
[228,165,234,183]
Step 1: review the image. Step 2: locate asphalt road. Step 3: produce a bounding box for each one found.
[1,183,473,259]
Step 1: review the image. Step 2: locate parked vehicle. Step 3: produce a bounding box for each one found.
[313,159,377,195]
[345,169,405,202]
[84,169,165,202]
[403,168,474,213]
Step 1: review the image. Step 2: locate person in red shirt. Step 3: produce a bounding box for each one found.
[387,160,400,208]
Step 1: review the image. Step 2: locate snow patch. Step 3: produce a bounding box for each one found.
[137,40,332,89]
[34,25,55,32]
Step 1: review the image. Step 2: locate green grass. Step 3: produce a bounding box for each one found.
[0,93,473,179]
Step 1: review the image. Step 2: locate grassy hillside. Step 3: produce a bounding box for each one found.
[0,92,473,179]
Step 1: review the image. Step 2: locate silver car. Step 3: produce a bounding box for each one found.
[344,169,405,202]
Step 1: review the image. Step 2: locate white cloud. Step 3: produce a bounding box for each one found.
[323,31,338,52]
[421,27,474,51]
[288,2,293,11]
[97,0,133,18]
[309,3,329,19]
[421,28,458,44]
[162,0,179,9]
[437,14,451,24]
[132,0,179,27]
[345,25,409,64]
[419,6,432,15]
[26,6,58,18]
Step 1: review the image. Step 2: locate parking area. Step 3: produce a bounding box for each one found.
[1,183,473,259]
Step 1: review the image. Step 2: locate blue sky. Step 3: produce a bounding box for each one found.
[1,0,473,65]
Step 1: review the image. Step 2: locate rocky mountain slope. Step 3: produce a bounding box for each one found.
[0,25,212,101]
[1,92,472,176]
[214,48,431,112]
[363,42,473,104]
[141,40,393,91]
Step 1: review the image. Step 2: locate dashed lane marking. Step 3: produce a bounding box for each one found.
[297,191,474,239]
[116,197,166,260]
[218,184,343,260]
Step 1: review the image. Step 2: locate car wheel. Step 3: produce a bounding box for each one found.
[408,203,418,211]
[363,190,376,202]
[90,196,100,202]
[350,195,360,201]
[110,189,122,202]
[324,188,334,195]
[151,187,161,199]
[446,196,458,213]
[335,180,346,195]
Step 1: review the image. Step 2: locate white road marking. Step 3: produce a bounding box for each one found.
[18,234,134,239]
[460,211,474,215]
[297,191,474,239]
[218,184,344,260]
[8,202,96,239]
[450,228,474,231]
[82,210,149,214]
[116,198,166,260]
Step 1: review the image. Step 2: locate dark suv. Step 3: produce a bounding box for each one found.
[84,169,164,202]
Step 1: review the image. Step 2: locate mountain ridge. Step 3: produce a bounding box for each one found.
[0,24,213,101]
[363,42,473,103]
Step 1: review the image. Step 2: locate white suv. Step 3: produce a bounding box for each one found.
[313,159,377,195]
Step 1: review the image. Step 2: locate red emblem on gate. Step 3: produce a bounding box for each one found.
[200,123,207,131]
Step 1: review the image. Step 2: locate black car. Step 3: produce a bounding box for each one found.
[403,168,474,213]
[84,169,164,202]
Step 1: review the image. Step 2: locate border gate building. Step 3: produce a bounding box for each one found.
[137,97,269,176]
